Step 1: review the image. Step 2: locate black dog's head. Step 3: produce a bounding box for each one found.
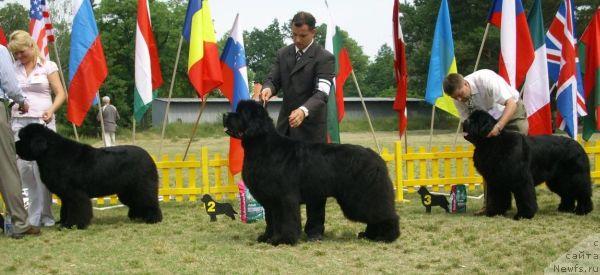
[417,186,429,196]
[223,100,275,139]
[462,110,497,144]
[200,194,214,203]
[15,124,56,161]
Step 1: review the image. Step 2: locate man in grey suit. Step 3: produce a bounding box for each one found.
[256,11,335,143]
[97,96,120,147]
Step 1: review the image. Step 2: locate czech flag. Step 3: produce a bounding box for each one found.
[219,14,249,175]
[67,0,108,126]
[182,0,222,97]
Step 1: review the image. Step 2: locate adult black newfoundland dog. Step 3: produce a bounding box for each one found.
[223,100,399,245]
[15,124,162,229]
[463,110,593,219]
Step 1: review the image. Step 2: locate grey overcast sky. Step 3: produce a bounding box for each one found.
[4,0,409,58]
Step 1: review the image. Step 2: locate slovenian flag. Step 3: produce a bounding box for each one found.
[134,0,163,122]
[424,0,459,117]
[67,0,108,126]
[488,0,535,89]
[219,14,249,175]
[182,0,222,97]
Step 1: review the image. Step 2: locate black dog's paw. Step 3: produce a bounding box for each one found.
[513,212,534,220]
[306,233,323,242]
[269,235,298,246]
[257,233,271,243]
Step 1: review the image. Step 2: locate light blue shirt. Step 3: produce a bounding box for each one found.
[0,45,25,105]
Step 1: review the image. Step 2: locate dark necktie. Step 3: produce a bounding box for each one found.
[296,50,303,62]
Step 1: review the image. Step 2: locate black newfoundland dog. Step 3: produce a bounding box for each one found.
[223,100,399,245]
[15,124,162,229]
[463,110,593,219]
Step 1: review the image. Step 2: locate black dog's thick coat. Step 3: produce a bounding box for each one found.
[417,186,449,213]
[200,194,237,221]
[15,124,162,229]
[223,100,399,245]
[463,110,593,219]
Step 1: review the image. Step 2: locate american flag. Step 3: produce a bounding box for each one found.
[29,0,54,60]
[546,0,585,138]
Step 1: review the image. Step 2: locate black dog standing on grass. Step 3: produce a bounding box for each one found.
[200,194,237,221]
[223,100,399,246]
[15,124,162,229]
[463,110,593,220]
[417,186,449,213]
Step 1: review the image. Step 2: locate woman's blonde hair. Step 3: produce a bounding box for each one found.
[8,30,41,62]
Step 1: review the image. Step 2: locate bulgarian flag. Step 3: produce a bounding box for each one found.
[581,7,600,141]
[134,0,164,122]
[522,0,551,135]
[325,0,352,144]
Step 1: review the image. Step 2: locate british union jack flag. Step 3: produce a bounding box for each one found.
[546,0,586,138]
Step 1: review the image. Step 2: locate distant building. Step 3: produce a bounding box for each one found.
[152,97,433,126]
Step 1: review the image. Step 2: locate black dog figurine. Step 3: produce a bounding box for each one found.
[200,194,237,222]
[417,186,449,213]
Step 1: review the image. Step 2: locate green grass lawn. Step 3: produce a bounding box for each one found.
[2,128,599,274]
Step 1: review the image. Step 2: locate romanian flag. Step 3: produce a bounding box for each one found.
[424,0,459,117]
[67,0,108,126]
[219,14,249,175]
[182,0,222,97]
[581,7,600,141]
[324,0,352,144]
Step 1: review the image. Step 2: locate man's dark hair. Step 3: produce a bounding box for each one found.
[443,73,464,96]
[292,11,316,30]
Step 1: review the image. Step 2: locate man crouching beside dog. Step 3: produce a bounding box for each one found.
[443,70,529,216]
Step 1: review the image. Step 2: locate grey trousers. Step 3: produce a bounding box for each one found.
[0,103,31,233]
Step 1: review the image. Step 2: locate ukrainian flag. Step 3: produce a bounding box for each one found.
[182,0,222,97]
[424,0,459,117]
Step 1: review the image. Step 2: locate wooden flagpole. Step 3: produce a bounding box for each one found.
[351,70,381,153]
[158,35,184,157]
[182,97,208,161]
[50,39,79,141]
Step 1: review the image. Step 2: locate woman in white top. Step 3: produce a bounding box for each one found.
[8,30,66,227]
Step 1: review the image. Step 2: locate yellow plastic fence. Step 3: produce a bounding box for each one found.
[89,140,600,205]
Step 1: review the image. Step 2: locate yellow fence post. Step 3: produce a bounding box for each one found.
[395,141,404,202]
[201,147,210,195]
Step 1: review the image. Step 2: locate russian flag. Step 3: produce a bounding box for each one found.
[182,0,222,97]
[219,14,249,175]
[488,0,534,89]
[67,0,108,126]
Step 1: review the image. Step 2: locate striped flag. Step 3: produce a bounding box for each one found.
[393,0,408,138]
[0,27,6,46]
[424,0,459,117]
[182,0,222,97]
[325,0,352,144]
[581,7,600,141]
[546,0,586,138]
[67,0,108,126]
[488,0,535,89]
[219,14,249,175]
[134,0,164,122]
[29,0,54,60]
[523,0,552,135]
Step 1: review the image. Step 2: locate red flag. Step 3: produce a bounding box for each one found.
[581,7,600,139]
[393,0,408,138]
[0,27,6,46]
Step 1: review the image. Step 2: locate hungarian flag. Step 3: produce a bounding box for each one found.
[392,0,408,138]
[0,27,6,46]
[488,0,535,89]
[522,0,551,135]
[546,0,586,138]
[219,14,249,175]
[324,0,352,144]
[581,7,600,141]
[67,0,108,126]
[182,0,222,97]
[134,0,164,122]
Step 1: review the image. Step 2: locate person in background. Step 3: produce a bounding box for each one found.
[0,43,41,238]
[8,30,66,228]
[97,96,120,147]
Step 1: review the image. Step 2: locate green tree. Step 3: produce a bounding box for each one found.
[363,44,395,97]
[0,4,28,36]
[244,19,286,85]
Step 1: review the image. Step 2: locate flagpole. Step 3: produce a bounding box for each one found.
[158,35,184,157]
[351,70,381,153]
[183,96,207,161]
[97,92,107,147]
[50,35,80,141]
[428,105,436,150]
[132,116,136,145]
[453,23,491,146]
